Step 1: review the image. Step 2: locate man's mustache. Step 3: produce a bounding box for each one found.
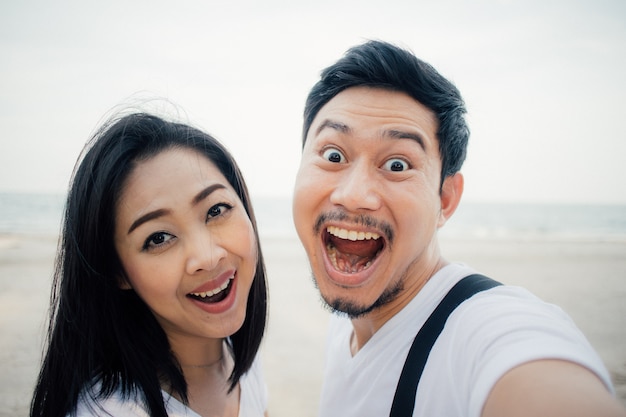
[313,210,394,245]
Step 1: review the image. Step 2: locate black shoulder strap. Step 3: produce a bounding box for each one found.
[389,274,502,417]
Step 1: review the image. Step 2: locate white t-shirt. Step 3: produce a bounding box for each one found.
[318,263,613,417]
[73,354,267,417]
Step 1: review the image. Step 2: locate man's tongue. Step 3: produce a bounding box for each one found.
[328,236,380,273]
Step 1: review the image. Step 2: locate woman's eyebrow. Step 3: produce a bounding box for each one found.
[127,184,227,235]
[128,209,170,235]
[191,183,226,206]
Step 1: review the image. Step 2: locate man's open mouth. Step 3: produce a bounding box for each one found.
[187,276,234,304]
[324,226,384,273]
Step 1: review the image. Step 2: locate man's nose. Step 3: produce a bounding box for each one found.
[329,161,382,212]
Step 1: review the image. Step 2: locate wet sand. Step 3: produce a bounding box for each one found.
[1,233,624,416]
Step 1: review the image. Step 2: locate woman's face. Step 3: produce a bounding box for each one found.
[114,147,257,344]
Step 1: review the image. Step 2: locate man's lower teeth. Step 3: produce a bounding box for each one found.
[327,245,372,273]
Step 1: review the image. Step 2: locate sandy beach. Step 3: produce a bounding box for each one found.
[1,232,625,416]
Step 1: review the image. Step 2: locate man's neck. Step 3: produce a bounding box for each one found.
[349,257,448,356]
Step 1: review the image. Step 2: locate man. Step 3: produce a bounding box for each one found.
[292,40,625,416]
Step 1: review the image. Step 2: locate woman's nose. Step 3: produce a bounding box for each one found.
[185,231,227,275]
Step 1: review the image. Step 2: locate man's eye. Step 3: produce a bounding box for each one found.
[383,158,409,172]
[207,203,232,219]
[143,232,174,250]
[322,148,345,163]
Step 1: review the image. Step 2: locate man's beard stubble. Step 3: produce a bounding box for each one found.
[311,271,405,319]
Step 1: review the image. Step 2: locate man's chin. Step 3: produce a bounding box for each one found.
[323,296,376,319]
[319,282,404,319]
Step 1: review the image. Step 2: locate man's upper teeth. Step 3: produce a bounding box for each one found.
[327,226,380,241]
[191,276,233,298]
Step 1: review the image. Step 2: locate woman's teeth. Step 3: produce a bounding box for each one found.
[327,226,380,241]
[190,276,234,298]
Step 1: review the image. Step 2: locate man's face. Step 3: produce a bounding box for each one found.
[293,86,459,318]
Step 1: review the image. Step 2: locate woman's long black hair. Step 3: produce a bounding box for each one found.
[30,113,268,417]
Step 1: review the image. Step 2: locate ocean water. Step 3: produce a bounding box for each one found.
[1,192,626,241]
[442,201,626,241]
[0,193,66,236]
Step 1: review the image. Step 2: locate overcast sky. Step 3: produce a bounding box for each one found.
[1,0,625,204]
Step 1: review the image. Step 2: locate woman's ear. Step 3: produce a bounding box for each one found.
[117,274,133,290]
[438,172,464,228]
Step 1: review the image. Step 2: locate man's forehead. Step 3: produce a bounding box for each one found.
[312,87,437,129]
[309,88,438,150]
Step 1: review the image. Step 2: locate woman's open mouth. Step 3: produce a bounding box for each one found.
[324,226,384,274]
[187,276,234,304]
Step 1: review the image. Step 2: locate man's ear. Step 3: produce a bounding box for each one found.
[438,172,464,228]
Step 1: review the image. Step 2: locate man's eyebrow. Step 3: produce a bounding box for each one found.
[316,119,427,151]
[128,209,170,235]
[386,129,426,151]
[315,119,351,136]
[127,184,227,235]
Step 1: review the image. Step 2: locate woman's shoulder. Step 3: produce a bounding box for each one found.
[72,384,151,417]
[238,354,268,416]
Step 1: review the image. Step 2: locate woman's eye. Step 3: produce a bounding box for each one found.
[207,203,233,219]
[383,158,409,172]
[322,148,346,163]
[143,232,174,250]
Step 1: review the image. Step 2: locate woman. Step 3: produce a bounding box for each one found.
[30,112,268,416]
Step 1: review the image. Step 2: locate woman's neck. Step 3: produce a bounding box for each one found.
[169,335,226,370]
[167,338,240,417]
